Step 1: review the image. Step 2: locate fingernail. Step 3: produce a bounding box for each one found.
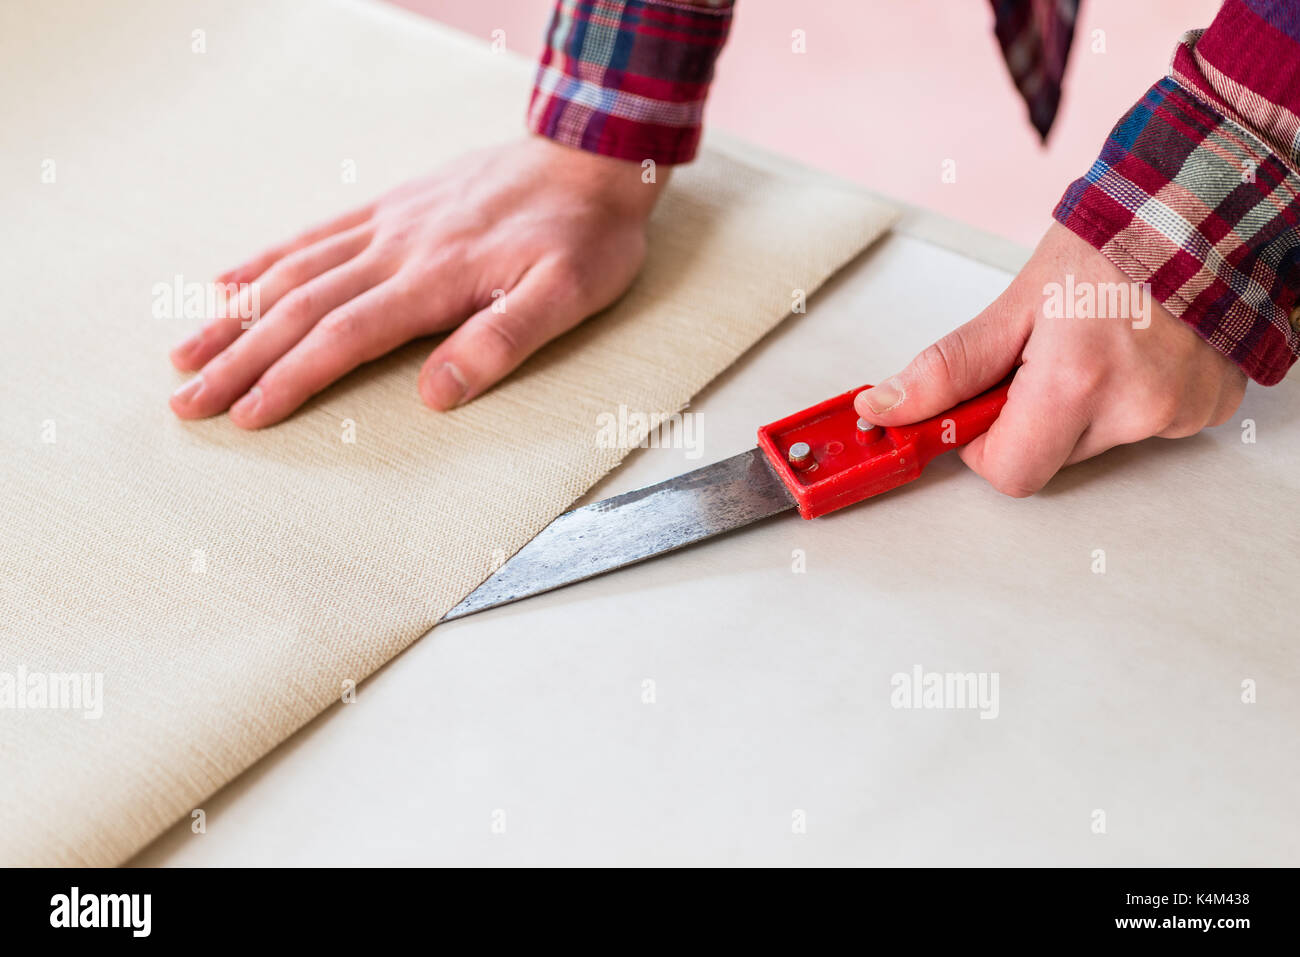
[230,386,262,418]
[171,375,204,404]
[861,380,902,414]
[423,362,467,410]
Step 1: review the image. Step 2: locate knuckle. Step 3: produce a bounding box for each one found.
[1054,363,1105,405]
[274,286,315,321]
[984,463,1040,499]
[271,252,312,286]
[1208,401,1240,428]
[1157,402,1210,438]
[199,315,236,337]
[915,336,967,386]
[372,219,421,254]
[474,313,525,359]
[549,255,601,306]
[398,245,458,288]
[1159,421,1202,439]
[1141,391,1182,431]
[318,307,363,343]
[198,342,241,376]
[992,478,1039,499]
[351,247,392,283]
[198,359,231,387]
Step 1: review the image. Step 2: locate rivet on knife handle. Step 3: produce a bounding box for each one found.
[756,376,1013,519]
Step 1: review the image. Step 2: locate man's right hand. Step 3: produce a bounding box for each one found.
[169,136,665,428]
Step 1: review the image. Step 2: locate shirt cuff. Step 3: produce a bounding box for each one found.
[526,0,733,166]
[1053,43,1300,385]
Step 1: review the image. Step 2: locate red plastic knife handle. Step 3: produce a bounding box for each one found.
[756,376,1013,518]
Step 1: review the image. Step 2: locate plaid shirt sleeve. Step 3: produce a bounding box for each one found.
[1054,0,1300,385]
[526,0,733,166]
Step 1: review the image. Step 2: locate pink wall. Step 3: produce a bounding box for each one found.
[388,0,1221,247]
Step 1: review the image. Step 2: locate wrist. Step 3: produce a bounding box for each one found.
[530,135,668,220]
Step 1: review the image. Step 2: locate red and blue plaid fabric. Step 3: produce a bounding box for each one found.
[529,0,1300,383]
[1055,0,1300,384]
[526,0,733,165]
[989,0,1082,141]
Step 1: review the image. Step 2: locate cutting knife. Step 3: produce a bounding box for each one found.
[441,377,1012,621]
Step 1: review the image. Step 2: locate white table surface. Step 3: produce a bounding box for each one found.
[132,229,1300,867]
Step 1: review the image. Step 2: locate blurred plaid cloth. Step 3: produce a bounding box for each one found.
[989,0,1082,141]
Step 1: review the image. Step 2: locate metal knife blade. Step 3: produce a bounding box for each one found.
[440,447,796,621]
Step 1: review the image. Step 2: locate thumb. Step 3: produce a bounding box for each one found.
[854,308,1029,426]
